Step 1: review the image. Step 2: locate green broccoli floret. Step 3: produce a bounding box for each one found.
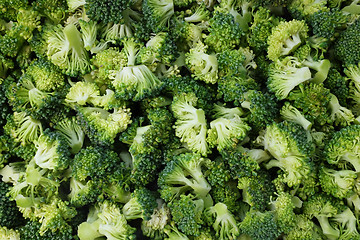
[333,207,359,240]
[122,187,158,220]
[267,20,309,61]
[185,42,218,84]
[319,165,357,199]
[207,104,251,151]
[262,121,314,187]
[303,193,342,239]
[33,129,70,171]
[285,214,324,240]
[217,0,253,32]
[328,93,354,127]
[204,9,243,52]
[237,169,276,211]
[287,0,327,19]
[19,220,73,240]
[168,194,204,237]
[78,201,136,240]
[205,202,239,240]
[247,7,281,53]
[68,177,101,207]
[109,38,164,101]
[32,0,67,23]
[280,102,312,131]
[25,58,65,92]
[239,210,280,240]
[158,152,211,203]
[162,75,216,113]
[308,9,348,41]
[267,57,312,100]
[76,106,132,146]
[323,125,360,172]
[54,117,85,154]
[240,90,279,130]
[334,18,360,66]
[0,25,25,58]
[0,226,20,239]
[269,192,296,234]
[142,0,174,33]
[85,0,132,24]
[171,93,209,156]
[65,81,100,107]
[288,83,331,126]
[141,200,170,239]
[0,180,25,228]
[324,68,349,107]
[45,23,91,77]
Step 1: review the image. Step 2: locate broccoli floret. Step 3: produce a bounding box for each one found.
[240,90,279,130]
[76,106,132,146]
[205,202,239,240]
[237,169,276,211]
[109,38,164,101]
[32,0,67,23]
[287,0,327,19]
[142,0,174,33]
[0,180,25,228]
[247,7,281,53]
[168,194,204,237]
[239,210,280,240]
[171,93,209,156]
[324,68,349,107]
[33,129,70,171]
[207,104,251,151]
[334,18,360,66]
[328,93,354,127]
[0,226,20,239]
[269,192,296,234]
[267,57,312,100]
[122,187,158,220]
[45,23,91,77]
[141,200,170,239]
[285,214,324,240]
[65,81,100,106]
[280,102,312,131]
[68,177,101,207]
[54,117,85,154]
[319,165,357,199]
[185,42,218,84]
[204,9,243,52]
[288,83,331,126]
[333,207,359,240]
[158,152,211,203]
[303,193,342,239]
[19,220,73,240]
[85,0,132,24]
[267,20,309,61]
[323,125,360,172]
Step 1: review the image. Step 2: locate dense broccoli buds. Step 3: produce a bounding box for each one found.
[1,0,360,238]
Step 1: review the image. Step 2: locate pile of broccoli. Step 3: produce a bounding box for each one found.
[0,0,360,239]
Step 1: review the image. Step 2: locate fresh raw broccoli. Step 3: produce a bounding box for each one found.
[0,226,20,239]
[141,200,171,239]
[54,117,85,154]
[204,9,243,52]
[267,20,309,61]
[19,220,73,240]
[319,165,357,199]
[303,193,342,239]
[323,125,360,172]
[76,106,132,146]
[78,200,136,240]
[267,57,312,100]
[168,194,204,237]
[158,152,211,204]
[237,169,276,211]
[122,187,158,220]
[171,93,209,156]
[32,0,67,23]
[238,210,280,240]
[45,23,91,77]
[280,102,312,131]
[185,42,218,84]
[204,202,239,240]
[109,38,164,101]
[269,192,296,234]
[207,104,251,151]
[324,68,349,107]
[285,214,324,240]
[32,129,71,171]
[142,0,174,33]
[85,0,132,24]
[334,18,360,66]
[65,81,100,106]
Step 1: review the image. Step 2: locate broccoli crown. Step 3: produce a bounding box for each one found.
[85,0,132,24]
[168,194,204,237]
[19,220,73,240]
[335,18,360,66]
[204,10,243,52]
[158,152,211,202]
[0,180,25,228]
[122,187,158,220]
[324,68,349,107]
[239,210,280,240]
[323,125,360,172]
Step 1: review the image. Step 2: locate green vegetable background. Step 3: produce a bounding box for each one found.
[0,0,359,239]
